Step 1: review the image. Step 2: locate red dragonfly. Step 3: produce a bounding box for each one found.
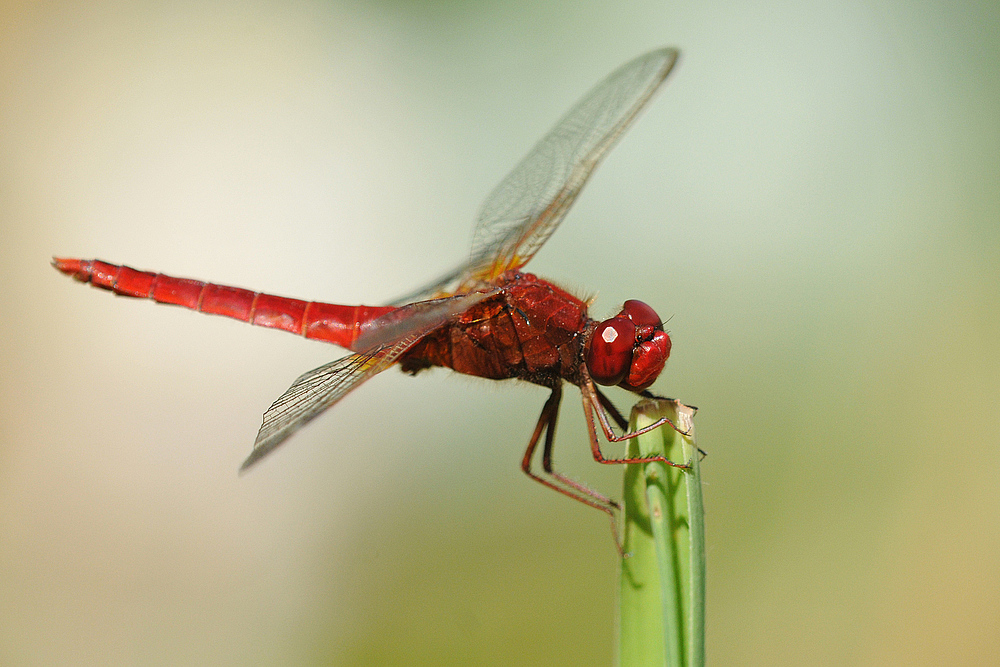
[54,47,686,526]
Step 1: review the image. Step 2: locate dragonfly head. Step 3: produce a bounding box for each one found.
[586,300,671,391]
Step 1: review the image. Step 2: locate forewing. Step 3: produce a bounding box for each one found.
[468,48,678,277]
[386,47,678,306]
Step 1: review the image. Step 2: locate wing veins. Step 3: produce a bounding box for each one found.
[385,48,678,305]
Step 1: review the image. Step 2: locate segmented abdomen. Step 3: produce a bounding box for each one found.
[53,258,395,350]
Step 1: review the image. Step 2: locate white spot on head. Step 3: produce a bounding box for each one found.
[602,327,619,343]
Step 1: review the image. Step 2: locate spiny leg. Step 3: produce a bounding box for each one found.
[641,388,700,416]
[521,386,626,551]
[522,385,614,513]
[610,387,707,459]
[580,380,690,469]
[594,386,628,431]
[539,386,616,510]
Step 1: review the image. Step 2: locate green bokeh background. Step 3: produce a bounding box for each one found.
[2,1,998,664]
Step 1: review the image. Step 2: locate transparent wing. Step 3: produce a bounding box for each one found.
[239,347,401,472]
[469,48,678,278]
[387,47,678,306]
[240,290,495,470]
[385,265,465,308]
[354,289,495,351]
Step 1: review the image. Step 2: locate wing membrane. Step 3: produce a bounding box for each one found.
[242,290,495,470]
[240,346,399,471]
[387,48,678,306]
[355,289,495,351]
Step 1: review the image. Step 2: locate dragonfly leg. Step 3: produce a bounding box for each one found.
[594,386,629,430]
[639,389,700,415]
[580,381,690,469]
[521,385,626,553]
[540,390,617,510]
[596,387,706,459]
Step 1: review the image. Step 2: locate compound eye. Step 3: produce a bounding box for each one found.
[622,299,662,329]
[586,316,636,386]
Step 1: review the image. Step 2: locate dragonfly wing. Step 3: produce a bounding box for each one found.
[241,289,497,470]
[240,347,400,471]
[384,265,466,308]
[468,48,678,280]
[355,288,497,351]
[385,47,678,307]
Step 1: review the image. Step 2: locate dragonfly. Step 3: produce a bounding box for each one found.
[54,47,688,530]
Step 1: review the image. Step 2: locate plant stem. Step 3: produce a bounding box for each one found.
[618,398,703,667]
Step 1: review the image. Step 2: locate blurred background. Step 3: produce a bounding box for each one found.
[2,0,998,664]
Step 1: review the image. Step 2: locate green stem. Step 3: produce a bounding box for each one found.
[618,398,703,667]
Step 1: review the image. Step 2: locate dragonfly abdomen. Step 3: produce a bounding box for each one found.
[52,258,394,349]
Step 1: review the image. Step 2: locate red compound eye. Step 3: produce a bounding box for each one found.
[586,316,636,386]
[622,299,661,329]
